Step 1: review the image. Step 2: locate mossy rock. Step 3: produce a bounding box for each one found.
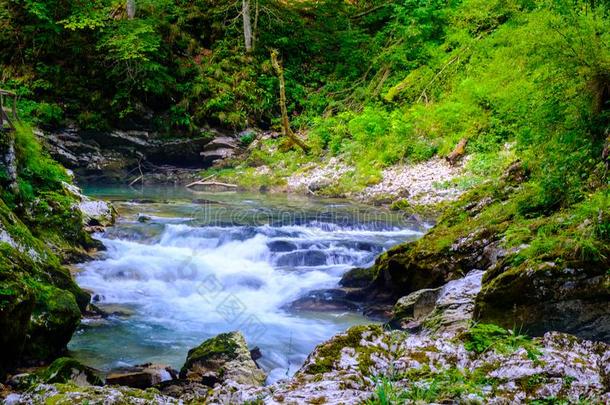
[300,324,388,375]
[180,331,266,386]
[368,199,505,300]
[17,383,180,404]
[38,357,104,386]
[26,284,81,360]
[339,267,375,288]
[0,267,35,377]
[475,260,610,342]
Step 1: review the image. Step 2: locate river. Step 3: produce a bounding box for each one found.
[68,186,424,383]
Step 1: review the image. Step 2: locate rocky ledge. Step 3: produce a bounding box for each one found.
[5,267,609,404]
[41,127,241,184]
[7,327,608,404]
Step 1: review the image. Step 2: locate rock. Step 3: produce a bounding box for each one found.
[88,303,135,318]
[339,267,375,288]
[137,213,152,223]
[360,157,467,206]
[157,379,210,400]
[276,250,328,267]
[249,347,262,362]
[0,272,34,377]
[389,287,441,330]
[79,200,116,228]
[288,289,360,312]
[368,226,498,301]
[26,285,82,361]
[501,159,530,184]
[8,358,103,389]
[62,181,116,229]
[43,126,214,181]
[266,240,297,252]
[179,331,266,387]
[11,326,610,405]
[10,383,181,404]
[0,192,91,375]
[200,136,239,165]
[38,357,103,386]
[106,363,177,389]
[475,261,610,342]
[390,270,484,334]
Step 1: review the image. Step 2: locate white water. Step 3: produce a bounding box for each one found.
[69,189,423,382]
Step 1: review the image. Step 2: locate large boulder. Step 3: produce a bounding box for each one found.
[0,199,88,374]
[0,269,34,377]
[475,260,610,343]
[179,331,266,387]
[367,225,503,301]
[7,358,103,391]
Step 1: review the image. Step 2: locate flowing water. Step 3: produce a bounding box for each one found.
[68,186,425,382]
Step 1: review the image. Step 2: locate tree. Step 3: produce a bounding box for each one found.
[126,0,136,19]
[243,0,253,53]
[270,50,310,153]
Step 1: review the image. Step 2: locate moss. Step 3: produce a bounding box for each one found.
[26,284,81,360]
[38,357,104,386]
[0,258,35,377]
[304,325,385,375]
[339,267,376,288]
[180,332,241,377]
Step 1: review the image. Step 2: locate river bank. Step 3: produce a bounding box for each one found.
[2,130,608,403]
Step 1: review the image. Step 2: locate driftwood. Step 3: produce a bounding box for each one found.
[446,138,468,166]
[270,50,310,153]
[185,175,238,190]
[186,181,237,189]
[129,175,143,187]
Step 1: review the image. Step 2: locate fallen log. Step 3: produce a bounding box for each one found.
[185,174,216,188]
[129,175,143,187]
[186,181,238,189]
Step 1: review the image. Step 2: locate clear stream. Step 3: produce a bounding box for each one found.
[68,186,424,383]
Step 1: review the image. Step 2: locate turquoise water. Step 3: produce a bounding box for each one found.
[68,186,424,382]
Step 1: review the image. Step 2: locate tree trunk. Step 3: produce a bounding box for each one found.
[1,130,18,193]
[270,50,310,153]
[126,0,136,19]
[243,0,253,53]
[252,0,259,51]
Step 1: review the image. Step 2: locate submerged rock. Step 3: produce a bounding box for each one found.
[179,331,266,387]
[288,289,360,312]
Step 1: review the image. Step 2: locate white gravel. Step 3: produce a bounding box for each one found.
[360,157,468,205]
[286,156,467,206]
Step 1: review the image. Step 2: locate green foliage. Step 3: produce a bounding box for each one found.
[463,323,541,360]
[367,367,495,404]
[13,124,69,201]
